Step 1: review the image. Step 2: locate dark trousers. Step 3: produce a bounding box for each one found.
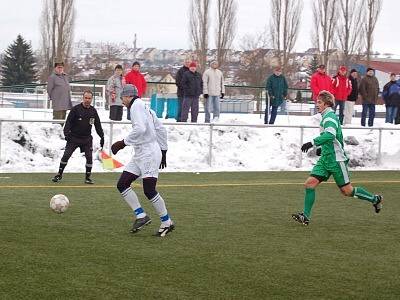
[361,103,376,127]
[181,96,199,122]
[177,97,183,122]
[385,105,398,123]
[265,106,278,124]
[334,100,345,125]
[109,105,123,121]
[61,136,93,167]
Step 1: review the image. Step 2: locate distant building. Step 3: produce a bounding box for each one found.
[141,48,159,62]
[72,40,105,58]
[147,71,177,95]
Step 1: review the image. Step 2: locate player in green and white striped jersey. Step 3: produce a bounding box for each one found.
[292,91,383,225]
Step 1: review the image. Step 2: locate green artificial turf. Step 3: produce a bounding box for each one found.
[0,171,399,299]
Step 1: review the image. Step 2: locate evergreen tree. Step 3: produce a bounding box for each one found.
[307,54,319,77]
[0,35,37,86]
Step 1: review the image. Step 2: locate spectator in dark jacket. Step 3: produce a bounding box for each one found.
[382,73,400,124]
[181,62,203,122]
[175,58,191,122]
[344,69,359,125]
[265,67,288,124]
[359,68,380,127]
[332,66,352,125]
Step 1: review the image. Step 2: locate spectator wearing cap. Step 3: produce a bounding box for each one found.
[344,69,359,125]
[265,66,288,124]
[175,58,191,122]
[382,73,400,124]
[310,64,333,114]
[359,67,380,127]
[106,64,125,121]
[47,61,72,122]
[332,66,352,125]
[124,61,147,120]
[202,61,225,123]
[181,62,203,122]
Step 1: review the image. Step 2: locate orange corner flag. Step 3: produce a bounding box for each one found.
[100,150,124,170]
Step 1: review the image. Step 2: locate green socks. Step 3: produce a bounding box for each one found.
[352,187,376,203]
[303,188,315,219]
[301,187,376,220]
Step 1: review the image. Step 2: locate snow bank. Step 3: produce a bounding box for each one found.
[1,108,400,173]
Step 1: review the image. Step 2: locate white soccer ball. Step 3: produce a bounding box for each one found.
[50,194,70,213]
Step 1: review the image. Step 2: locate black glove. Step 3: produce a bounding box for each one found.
[204,94,209,99]
[316,148,322,156]
[301,142,313,153]
[111,140,126,155]
[220,93,224,99]
[100,137,104,149]
[159,150,167,169]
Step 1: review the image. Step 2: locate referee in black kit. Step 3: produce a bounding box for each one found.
[52,90,104,184]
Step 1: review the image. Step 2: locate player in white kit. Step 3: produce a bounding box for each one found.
[111,84,174,237]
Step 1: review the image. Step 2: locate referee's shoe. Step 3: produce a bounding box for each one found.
[51,174,62,182]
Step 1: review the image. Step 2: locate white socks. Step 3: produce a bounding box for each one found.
[149,193,171,226]
[121,187,146,218]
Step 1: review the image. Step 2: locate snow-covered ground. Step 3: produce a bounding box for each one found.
[1,107,400,173]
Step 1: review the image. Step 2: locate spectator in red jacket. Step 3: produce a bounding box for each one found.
[310,64,332,113]
[124,61,147,97]
[124,61,147,120]
[332,66,352,125]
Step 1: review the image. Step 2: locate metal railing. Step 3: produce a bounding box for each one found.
[0,79,315,116]
[0,118,397,168]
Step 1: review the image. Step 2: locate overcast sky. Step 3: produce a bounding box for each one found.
[0,0,397,54]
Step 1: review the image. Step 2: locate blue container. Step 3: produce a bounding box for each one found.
[150,94,165,118]
[166,98,179,120]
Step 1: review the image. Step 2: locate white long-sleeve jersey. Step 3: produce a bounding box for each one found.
[123,98,168,151]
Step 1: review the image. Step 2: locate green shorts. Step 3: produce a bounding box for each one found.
[310,159,350,187]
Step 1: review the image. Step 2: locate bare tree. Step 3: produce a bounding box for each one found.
[312,0,338,68]
[336,0,365,67]
[39,0,52,81]
[236,32,273,111]
[215,0,237,68]
[39,0,75,79]
[365,0,382,66]
[269,0,302,73]
[189,0,210,73]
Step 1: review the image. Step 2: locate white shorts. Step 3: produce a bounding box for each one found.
[124,142,162,178]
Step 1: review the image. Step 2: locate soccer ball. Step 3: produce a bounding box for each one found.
[50,194,70,213]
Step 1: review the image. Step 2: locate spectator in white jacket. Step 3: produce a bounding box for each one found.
[202,61,225,123]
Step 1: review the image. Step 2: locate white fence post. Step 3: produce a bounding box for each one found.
[299,126,304,167]
[109,122,114,155]
[377,128,382,164]
[209,124,214,167]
